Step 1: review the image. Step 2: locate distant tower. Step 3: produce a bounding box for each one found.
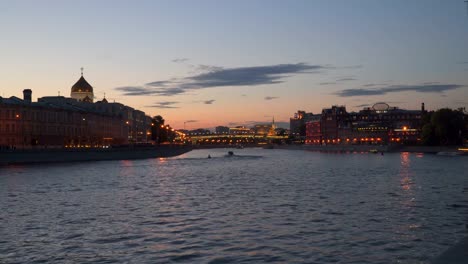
[268,116,276,136]
[23,89,32,103]
[421,102,425,112]
[101,92,108,103]
[71,67,94,103]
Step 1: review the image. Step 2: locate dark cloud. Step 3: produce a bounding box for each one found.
[186,63,325,88]
[116,86,187,96]
[336,84,464,97]
[146,81,172,87]
[195,64,224,72]
[340,65,363,69]
[204,100,215,104]
[457,61,468,64]
[264,96,279,100]
[147,101,179,109]
[362,83,388,87]
[185,120,198,123]
[319,82,336,85]
[153,88,187,96]
[172,58,189,63]
[354,104,371,108]
[115,63,329,97]
[336,77,357,82]
[114,86,159,96]
[241,94,247,97]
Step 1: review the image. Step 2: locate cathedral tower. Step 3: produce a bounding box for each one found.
[71,67,94,103]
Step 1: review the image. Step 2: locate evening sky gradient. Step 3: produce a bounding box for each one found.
[1,0,467,129]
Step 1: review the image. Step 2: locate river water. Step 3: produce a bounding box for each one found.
[1,148,467,263]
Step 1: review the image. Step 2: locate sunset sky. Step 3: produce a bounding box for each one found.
[1,0,467,129]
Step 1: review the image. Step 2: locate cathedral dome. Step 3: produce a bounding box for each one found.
[71,76,93,93]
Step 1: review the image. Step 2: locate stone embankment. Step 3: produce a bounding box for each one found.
[0,145,192,165]
[272,144,462,153]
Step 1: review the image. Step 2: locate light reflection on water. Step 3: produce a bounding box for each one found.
[0,148,467,263]
[400,152,413,191]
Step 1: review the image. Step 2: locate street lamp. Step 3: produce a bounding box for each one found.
[125,121,132,143]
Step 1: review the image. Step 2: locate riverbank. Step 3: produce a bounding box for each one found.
[0,145,192,165]
[270,144,463,153]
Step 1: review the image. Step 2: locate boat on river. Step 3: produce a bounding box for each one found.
[0,144,192,165]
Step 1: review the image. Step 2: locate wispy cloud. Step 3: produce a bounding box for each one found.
[204,99,215,104]
[172,58,189,63]
[336,84,464,97]
[319,82,336,85]
[457,61,468,64]
[115,86,158,96]
[264,96,279,100]
[362,83,388,87]
[116,87,186,96]
[115,63,330,97]
[147,101,179,109]
[194,64,223,72]
[339,65,363,69]
[336,77,357,82]
[185,120,198,123]
[354,104,371,108]
[146,80,172,87]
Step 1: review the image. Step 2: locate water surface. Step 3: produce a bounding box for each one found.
[1,148,467,263]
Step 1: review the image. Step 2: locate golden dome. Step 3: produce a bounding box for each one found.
[71,76,93,93]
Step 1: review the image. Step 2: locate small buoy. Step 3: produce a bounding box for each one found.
[208,154,211,159]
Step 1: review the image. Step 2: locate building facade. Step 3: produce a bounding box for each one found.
[305,114,321,144]
[0,73,152,148]
[305,102,425,145]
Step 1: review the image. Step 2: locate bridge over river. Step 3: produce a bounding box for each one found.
[188,134,289,147]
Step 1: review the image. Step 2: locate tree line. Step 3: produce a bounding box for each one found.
[421,108,467,146]
[150,115,176,144]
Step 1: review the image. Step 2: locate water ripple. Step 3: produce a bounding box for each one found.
[0,149,467,263]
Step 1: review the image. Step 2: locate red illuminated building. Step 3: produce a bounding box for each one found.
[304,102,425,145]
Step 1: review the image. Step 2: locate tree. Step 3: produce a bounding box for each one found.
[421,123,437,146]
[420,108,465,145]
[151,115,165,143]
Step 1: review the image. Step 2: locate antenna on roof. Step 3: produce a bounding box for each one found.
[81,67,84,77]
